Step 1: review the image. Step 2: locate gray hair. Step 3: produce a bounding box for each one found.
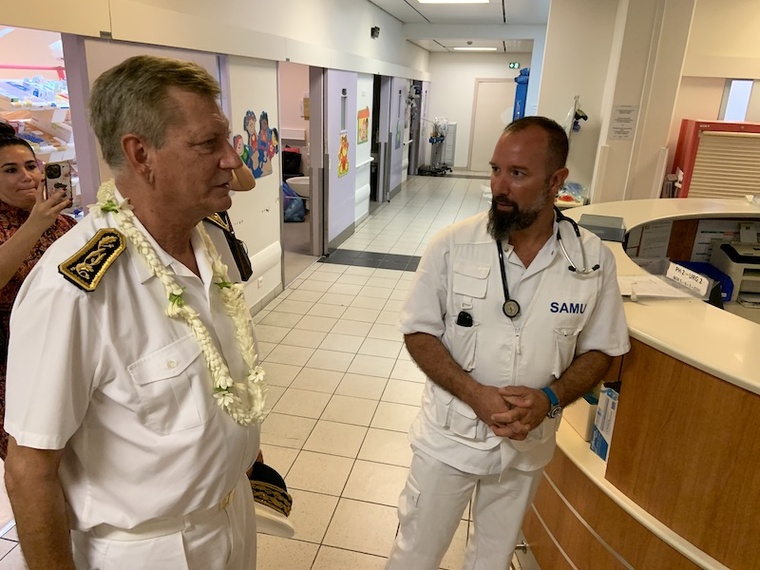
[89,55,221,170]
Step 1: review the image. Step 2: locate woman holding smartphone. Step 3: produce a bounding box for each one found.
[0,124,76,459]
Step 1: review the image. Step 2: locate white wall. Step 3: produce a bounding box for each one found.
[667,0,760,171]
[538,0,618,191]
[427,52,532,169]
[0,27,63,80]
[225,56,282,307]
[278,61,309,149]
[2,0,429,81]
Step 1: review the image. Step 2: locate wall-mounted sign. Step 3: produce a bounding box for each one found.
[358,107,370,144]
[608,105,639,140]
[509,62,520,69]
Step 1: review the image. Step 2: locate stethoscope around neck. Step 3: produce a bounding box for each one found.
[496,206,600,320]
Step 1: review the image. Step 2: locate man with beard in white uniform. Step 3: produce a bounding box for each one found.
[4,56,265,569]
[386,116,629,570]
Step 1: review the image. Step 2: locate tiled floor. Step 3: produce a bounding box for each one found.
[0,173,527,569]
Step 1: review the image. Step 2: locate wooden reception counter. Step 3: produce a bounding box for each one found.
[521,199,760,570]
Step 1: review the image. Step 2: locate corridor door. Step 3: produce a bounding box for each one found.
[468,79,514,171]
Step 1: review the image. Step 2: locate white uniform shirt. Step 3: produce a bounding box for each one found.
[5,199,259,532]
[399,211,629,475]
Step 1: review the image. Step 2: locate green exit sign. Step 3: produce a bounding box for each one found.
[509,62,520,69]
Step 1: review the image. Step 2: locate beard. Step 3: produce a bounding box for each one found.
[487,183,553,242]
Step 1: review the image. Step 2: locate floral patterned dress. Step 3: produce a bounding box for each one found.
[0,200,76,458]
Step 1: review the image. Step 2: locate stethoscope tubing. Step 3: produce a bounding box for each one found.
[496,207,600,319]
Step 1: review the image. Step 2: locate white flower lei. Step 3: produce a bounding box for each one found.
[90,180,266,425]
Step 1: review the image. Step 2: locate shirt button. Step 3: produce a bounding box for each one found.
[167,359,178,369]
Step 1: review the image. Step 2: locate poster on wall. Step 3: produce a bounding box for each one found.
[234,109,280,178]
[338,132,350,177]
[395,119,402,150]
[357,107,370,144]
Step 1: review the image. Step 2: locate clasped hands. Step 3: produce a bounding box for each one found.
[471,385,550,440]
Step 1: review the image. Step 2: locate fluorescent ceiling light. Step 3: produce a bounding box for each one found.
[418,0,489,4]
[453,47,498,52]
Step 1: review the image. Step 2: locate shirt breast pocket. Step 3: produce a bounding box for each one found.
[552,327,581,379]
[449,262,490,371]
[128,335,212,435]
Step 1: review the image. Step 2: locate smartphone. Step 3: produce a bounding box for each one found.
[44,161,73,202]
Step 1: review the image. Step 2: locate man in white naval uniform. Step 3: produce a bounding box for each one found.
[4,56,264,569]
[386,116,630,570]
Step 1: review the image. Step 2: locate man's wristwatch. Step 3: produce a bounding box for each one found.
[540,386,562,418]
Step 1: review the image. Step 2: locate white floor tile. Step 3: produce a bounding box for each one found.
[368,323,402,341]
[330,319,373,337]
[360,286,392,299]
[308,271,341,283]
[287,488,340,544]
[341,306,381,323]
[440,519,469,570]
[311,546,387,570]
[318,292,356,306]
[375,309,401,325]
[390,359,427,383]
[259,444,299,477]
[322,498,398,558]
[345,266,376,276]
[335,274,371,286]
[0,544,27,570]
[321,395,378,426]
[265,385,286,408]
[285,289,325,303]
[349,296,386,310]
[319,333,365,354]
[382,379,425,406]
[259,311,303,328]
[253,324,291,344]
[383,299,405,313]
[256,535,318,570]
[342,460,409,507]
[260,413,317,449]
[328,283,364,296]
[272,388,331,419]
[294,315,338,332]
[370,401,420,433]
[265,345,315,367]
[358,428,414,467]
[297,279,333,293]
[257,341,276,360]
[359,338,402,359]
[348,354,395,378]
[286,450,354,496]
[368,277,400,289]
[303,421,368,458]
[306,349,355,372]
[335,373,388,400]
[280,329,327,349]
[275,299,316,315]
[290,367,344,393]
[313,263,346,274]
[307,303,347,318]
[261,362,302,388]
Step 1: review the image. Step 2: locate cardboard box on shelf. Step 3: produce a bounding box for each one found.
[590,385,619,461]
[563,392,598,442]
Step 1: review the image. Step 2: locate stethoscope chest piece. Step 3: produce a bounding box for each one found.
[502,299,521,319]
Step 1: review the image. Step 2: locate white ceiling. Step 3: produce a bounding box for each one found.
[367,0,549,52]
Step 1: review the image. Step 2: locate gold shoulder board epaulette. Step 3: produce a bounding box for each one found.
[58,228,126,292]
[205,213,230,232]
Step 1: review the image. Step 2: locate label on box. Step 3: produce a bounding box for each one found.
[666,262,710,297]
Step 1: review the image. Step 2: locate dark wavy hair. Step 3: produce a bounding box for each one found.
[0,126,36,157]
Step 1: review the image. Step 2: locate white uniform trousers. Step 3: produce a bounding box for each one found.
[385,448,542,570]
[71,474,257,570]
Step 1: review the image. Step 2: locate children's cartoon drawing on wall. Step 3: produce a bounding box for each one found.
[338,132,350,177]
[358,107,370,144]
[236,109,280,179]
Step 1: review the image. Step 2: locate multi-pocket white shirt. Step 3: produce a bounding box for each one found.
[6,201,259,532]
[399,211,630,475]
